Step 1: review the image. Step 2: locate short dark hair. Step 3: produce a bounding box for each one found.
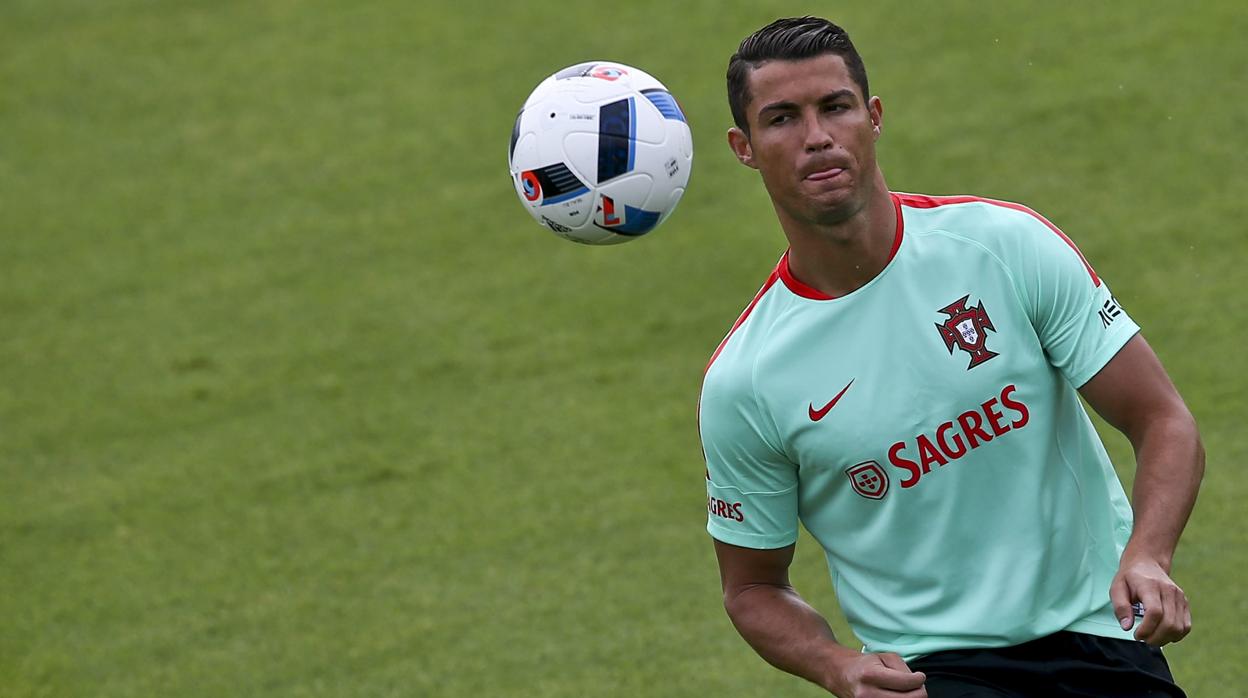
[727,17,870,134]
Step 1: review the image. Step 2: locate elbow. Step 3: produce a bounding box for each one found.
[721,582,757,620]
[722,585,747,620]
[722,581,793,621]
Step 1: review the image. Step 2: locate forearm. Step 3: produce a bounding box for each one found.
[1123,411,1205,568]
[724,583,859,694]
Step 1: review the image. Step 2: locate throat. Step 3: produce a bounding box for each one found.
[783,191,900,298]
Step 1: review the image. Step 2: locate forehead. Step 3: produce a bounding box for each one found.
[745,53,857,112]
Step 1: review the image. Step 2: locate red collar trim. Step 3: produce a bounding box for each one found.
[778,192,905,300]
[778,250,835,299]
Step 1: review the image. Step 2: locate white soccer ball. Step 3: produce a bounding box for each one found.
[508,61,694,245]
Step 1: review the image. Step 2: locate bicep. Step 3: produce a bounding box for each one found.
[1078,334,1191,440]
[713,539,796,596]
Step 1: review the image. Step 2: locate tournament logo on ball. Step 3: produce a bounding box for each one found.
[935,294,998,369]
[846,461,889,500]
[589,65,627,81]
[520,170,542,202]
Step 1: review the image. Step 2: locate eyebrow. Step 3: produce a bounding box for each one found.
[757,89,857,117]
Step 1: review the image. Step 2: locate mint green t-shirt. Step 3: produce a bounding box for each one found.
[700,192,1140,660]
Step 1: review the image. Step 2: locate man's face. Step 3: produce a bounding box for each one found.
[729,54,883,226]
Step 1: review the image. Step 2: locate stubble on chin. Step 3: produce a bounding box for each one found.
[809,200,859,227]
[799,188,865,229]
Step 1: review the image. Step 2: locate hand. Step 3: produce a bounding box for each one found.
[828,651,927,698]
[1110,555,1192,646]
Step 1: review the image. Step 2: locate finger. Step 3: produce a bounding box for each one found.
[1143,585,1178,646]
[862,665,927,692]
[1133,586,1164,643]
[1109,574,1134,630]
[877,653,915,673]
[1176,586,1191,639]
[1161,584,1189,644]
[861,680,928,697]
[1164,585,1184,643]
[873,689,928,698]
[872,652,926,689]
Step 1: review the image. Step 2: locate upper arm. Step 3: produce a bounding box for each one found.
[1001,205,1139,387]
[1078,334,1195,442]
[714,539,796,597]
[701,368,800,549]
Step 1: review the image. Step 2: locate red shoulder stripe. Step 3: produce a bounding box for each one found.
[704,268,781,373]
[894,193,1101,287]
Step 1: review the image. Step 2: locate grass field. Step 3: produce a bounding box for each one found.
[3,1,1246,696]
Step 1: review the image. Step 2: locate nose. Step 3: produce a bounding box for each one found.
[802,112,834,152]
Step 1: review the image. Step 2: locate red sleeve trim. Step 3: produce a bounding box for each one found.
[893,192,1101,287]
[704,269,780,373]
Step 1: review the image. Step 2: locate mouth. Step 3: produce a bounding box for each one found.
[804,166,846,182]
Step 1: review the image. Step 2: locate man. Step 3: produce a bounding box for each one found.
[700,16,1204,698]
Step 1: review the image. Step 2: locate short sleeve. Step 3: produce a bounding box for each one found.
[1010,208,1140,387]
[699,369,799,549]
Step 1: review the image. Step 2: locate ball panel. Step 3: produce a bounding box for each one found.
[509,61,693,244]
[653,187,685,228]
[640,89,687,123]
[630,139,691,198]
[595,97,636,182]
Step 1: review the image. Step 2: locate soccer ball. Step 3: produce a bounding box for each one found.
[508,61,693,245]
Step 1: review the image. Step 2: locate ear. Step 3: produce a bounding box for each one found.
[868,96,883,140]
[727,127,757,169]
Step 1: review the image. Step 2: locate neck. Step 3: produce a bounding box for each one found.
[780,172,897,298]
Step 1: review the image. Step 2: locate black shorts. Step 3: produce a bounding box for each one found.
[908,631,1185,697]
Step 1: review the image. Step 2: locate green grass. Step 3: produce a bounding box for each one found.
[2,1,1245,695]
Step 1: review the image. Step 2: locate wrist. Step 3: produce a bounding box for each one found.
[817,643,864,696]
[1120,541,1173,573]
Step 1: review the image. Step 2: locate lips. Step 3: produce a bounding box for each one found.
[802,160,850,180]
[805,167,845,181]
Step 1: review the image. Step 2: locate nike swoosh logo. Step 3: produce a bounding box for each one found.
[809,379,854,422]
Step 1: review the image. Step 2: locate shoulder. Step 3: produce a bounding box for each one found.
[705,265,785,372]
[895,192,1098,281]
[895,192,1059,241]
[702,266,786,403]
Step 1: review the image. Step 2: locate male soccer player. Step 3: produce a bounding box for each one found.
[700,17,1205,698]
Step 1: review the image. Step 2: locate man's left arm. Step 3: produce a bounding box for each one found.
[1079,333,1205,646]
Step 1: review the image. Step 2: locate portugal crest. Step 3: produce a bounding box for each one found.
[846,461,889,500]
[936,294,998,369]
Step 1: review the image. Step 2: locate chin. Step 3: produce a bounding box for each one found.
[807,193,862,225]
[810,207,856,227]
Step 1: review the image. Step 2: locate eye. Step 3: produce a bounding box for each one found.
[769,114,792,126]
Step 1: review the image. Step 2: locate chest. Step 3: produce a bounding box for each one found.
[756,262,1055,477]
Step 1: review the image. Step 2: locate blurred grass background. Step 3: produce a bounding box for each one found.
[2,1,1245,695]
